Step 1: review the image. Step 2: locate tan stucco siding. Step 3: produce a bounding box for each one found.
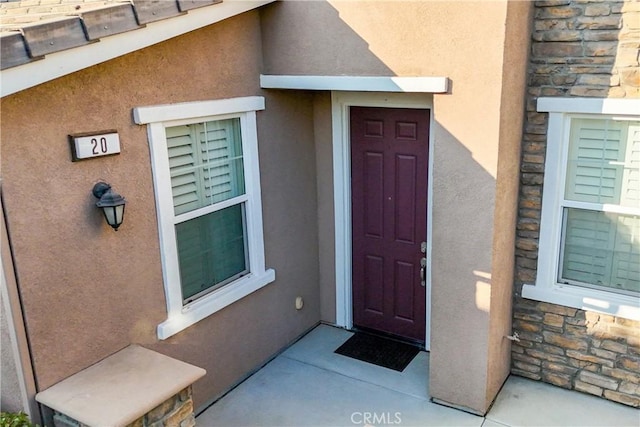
[427,6,513,410]
[261,0,529,413]
[0,10,321,409]
[312,92,337,323]
[1,0,534,415]
[486,0,534,410]
[262,1,506,85]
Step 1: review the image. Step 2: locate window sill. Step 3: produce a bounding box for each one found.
[522,283,640,321]
[157,269,276,340]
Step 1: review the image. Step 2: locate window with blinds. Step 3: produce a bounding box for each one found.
[136,96,273,338]
[166,118,249,302]
[559,118,640,295]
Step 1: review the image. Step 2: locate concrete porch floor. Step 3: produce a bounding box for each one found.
[196,324,639,427]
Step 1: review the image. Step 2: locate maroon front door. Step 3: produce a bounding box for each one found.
[351,106,429,343]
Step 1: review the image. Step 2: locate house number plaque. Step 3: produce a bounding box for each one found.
[69,130,121,161]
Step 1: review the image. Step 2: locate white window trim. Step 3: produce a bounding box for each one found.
[522,97,640,320]
[134,97,275,339]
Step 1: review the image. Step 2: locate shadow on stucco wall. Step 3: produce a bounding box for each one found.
[258,0,529,413]
[260,1,400,76]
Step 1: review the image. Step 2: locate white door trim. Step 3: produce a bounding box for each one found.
[260,75,448,93]
[331,91,434,350]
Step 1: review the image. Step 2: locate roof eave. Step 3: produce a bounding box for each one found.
[0,0,275,98]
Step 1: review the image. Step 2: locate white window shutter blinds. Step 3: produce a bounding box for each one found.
[176,216,210,300]
[565,119,625,204]
[199,119,245,205]
[561,120,640,293]
[166,118,249,302]
[613,124,640,293]
[562,209,639,293]
[167,119,245,216]
[621,125,640,207]
[176,207,248,302]
[611,215,640,292]
[167,125,202,215]
[561,209,614,286]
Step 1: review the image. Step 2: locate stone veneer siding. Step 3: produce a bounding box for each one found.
[52,387,195,427]
[513,0,640,408]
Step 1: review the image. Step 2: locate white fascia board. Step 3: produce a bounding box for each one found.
[260,75,449,93]
[0,0,275,98]
[133,96,265,124]
[537,97,640,116]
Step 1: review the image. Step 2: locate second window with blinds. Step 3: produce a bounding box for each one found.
[522,97,639,320]
[560,118,639,296]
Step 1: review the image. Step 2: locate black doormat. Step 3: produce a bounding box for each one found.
[334,332,420,372]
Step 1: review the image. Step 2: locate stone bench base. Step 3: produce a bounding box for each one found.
[36,345,206,427]
[51,386,195,427]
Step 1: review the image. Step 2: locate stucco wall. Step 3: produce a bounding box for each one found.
[261,0,532,414]
[312,92,337,323]
[0,10,320,410]
[485,0,534,410]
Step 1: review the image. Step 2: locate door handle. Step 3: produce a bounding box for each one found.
[420,257,427,287]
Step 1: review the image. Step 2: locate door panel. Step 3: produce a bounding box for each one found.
[364,255,384,314]
[351,106,429,343]
[395,154,417,243]
[364,152,384,238]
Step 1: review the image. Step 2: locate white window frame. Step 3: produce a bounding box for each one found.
[134,97,275,339]
[522,97,640,321]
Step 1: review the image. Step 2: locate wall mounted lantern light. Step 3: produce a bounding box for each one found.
[92,182,126,231]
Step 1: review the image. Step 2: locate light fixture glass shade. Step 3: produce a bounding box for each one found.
[102,204,125,230]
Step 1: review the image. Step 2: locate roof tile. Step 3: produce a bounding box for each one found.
[81,3,140,40]
[132,0,183,25]
[21,16,93,57]
[0,0,224,70]
[177,0,221,13]
[0,30,40,69]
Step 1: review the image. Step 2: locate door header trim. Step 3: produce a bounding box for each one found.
[261,75,449,93]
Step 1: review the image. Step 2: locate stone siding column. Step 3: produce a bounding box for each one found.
[513,0,640,408]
